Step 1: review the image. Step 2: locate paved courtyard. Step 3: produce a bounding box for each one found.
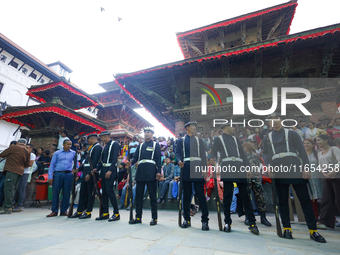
[0,207,339,255]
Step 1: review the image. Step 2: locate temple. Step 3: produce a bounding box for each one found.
[0,78,106,150]
[113,0,340,135]
[93,81,152,141]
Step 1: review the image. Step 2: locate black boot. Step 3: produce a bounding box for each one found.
[181,220,191,228]
[95,214,109,220]
[223,224,231,232]
[108,214,120,222]
[310,231,326,243]
[248,224,259,235]
[260,211,272,227]
[202,222,209,231]
[79,213,91,219]
[70,212,81,218]
[283,229,293,239]
[150,219,157,226]
[129,218,142,224]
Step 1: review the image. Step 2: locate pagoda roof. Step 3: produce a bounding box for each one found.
[176,1,298,59]
[93,88,141,109]
[0,103,106,136]
[26,80,99,110]
[114,23,340,133]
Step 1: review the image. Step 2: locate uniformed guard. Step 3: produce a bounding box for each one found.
[70,133,102,219]
[175,121,210,231]
[93,131,120,222]
[263,113,326,242]
[211,123,259,235]
[126,127,161,226]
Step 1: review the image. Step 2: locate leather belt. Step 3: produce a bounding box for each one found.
[272,152,298,160]
[183,157,202,162]
[138,159,156,164]
[221,157,243,163]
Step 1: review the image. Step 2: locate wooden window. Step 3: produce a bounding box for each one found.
[9,60,18,69]
[29,72,37,79]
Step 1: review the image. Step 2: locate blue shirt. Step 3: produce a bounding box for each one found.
[129,141,139,154]
[301,126,308,135]
[48,149,78,179]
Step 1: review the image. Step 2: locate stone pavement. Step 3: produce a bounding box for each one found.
[0,208,339,255]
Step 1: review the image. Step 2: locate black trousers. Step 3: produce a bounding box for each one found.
[223,181,255,225]
[77,179,95,213]
[135,180,157,220]
[183,181,209,223]
[276,182,316,230]
[101,171,119,214]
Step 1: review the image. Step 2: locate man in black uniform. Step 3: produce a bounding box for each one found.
[93,131,120,222]
[176,121,209,231]
[263,113,326,242]
[70,133,102,219]
[211,123,259,235]
[127,127,161,226]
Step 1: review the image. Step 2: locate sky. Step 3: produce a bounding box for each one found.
[1,0,339,137]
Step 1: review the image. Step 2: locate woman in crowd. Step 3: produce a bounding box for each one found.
[305,122,327,139]
[35,147,43,161]
[315,135,340,229]
[303,138,323,218]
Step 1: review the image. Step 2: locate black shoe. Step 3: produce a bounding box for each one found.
[202,222,209,231]
[70,212,81,218]
[244,217,250,226]
[150,219,157,226]
[157,199,162,204]
[223,224,231,232]
[129,218,142,224]
[108,214,120,222]
[260,212,272,227]
[95,214,109,221]
[310,231,326,243]
[118,205,124,210]
[181,220,191,228]
[79,213,91,219]
[248,224,259,235]
[126,206,130,211]
[283,229,293,239]
[161,200,166,205]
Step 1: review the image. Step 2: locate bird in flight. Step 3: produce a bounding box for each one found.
[101,7,105,12]
[118,17,122,22]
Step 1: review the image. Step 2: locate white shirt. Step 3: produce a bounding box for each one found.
[24,153,36,174]
[57,135,69,150]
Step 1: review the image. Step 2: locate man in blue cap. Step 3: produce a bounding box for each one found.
[176,121,210,231]
[93,131,120,222]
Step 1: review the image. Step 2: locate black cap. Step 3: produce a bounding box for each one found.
[266,112,281,119]
[87,133,98,139]
[99,131,111,136]
[143,127,154,133]
[220,122,231,130]
[184,121,198,128]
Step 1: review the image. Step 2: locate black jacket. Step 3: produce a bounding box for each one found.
[131,140,161,182]
[175,135,207,182]
[97,140,120,178]
[78,142,102,181]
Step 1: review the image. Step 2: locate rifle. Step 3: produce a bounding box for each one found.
[128,166,133,222]
[213,169,223,231]
[266,135,283,237]
[89,156,103,216]
[68,153,78,218]
[178,165,183,227]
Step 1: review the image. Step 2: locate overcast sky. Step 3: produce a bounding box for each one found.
[2,0,339,137]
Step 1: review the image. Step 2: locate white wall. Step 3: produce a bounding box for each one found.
[0,49,48,150]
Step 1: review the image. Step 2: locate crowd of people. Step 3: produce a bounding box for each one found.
[0,117,339,242]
